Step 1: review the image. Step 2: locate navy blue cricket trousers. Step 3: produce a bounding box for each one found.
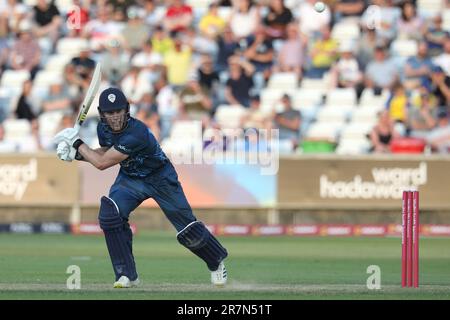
[108,162,196,231]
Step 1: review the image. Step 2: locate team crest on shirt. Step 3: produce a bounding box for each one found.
[108,94,116,102]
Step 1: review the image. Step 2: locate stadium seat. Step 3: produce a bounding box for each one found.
[0,70,30,88]
[300,78,327,92]
[55,0,75,14]
[56,38,89,56]
[391,39,418,58]
[3,119,32,140]
[336,137,371,155]
[267,72,298,90]
[340,121,374,140]
[304,120,345,141]
[331,21,360,43]
[326,88,357,107]
[260,88,296,107]
[39,111,65,136]
[443,9,450,30]
[215,105,249,129]
[45,54,73,72]
[170,120,202,140]
[217,7,232,21]
[33,70,64,87]
[418,0,443,17]
[315,105,354,123]
[351,106,383,123]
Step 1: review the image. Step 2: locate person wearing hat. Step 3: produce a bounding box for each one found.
[330,40,364,100]
[53,87,228,288]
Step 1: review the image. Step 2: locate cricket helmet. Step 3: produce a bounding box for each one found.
[98,87,130,132]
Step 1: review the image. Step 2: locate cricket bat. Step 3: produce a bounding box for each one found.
[74,63,102,132]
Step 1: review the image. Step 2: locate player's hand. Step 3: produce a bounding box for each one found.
[53,127,80,147]
[56,141,77,162]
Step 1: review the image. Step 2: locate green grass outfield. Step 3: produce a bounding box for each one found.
[0,232,449,300]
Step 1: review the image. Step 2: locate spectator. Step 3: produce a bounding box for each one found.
[385,82,410,127]
[424,15,449,57]
[433,36,450,76]
[120,6,150,53]
[163,0,193,36]
[143,0,162,28]
[427,110,450,153]
[409,85,438,138]
[272,93,301,148]
[135,92,160,141]
[83,6,124,49]
[240,95,269,130]
[332,0,366,22]
[224,55,255,108]
[357,27,385,70]
[121,65,152,105]
[403,41,434,90]
[151,25,174,57]
[365,45,398,94]
[179,73,213,127]
[361,0,400,44]
[0,21,9,74]
[154,75,179,139]
[100,38,131,86]
[370,110,399,153]
[9,20,41,79]
[0,0,29,34]
[184,25,217,58]
[163,36,192,87]
[428,65,450,109]
[197,54,220,108]
[41,80,72,113]
[66,43,96,93]
[297,0,331,38]
[32,0,62,46]
[306,25,339,79]
[66,0,90,37]
[273,23,306,83]
[263,0,293,40]
[215,26,239,73]
[330,41,364,101]
[131,40,164,85]
[241,25,274,82]
[229,0,260,40]
[16,80,37,121]
[107,0,134,21]
[397,1,424,41]
[198,2,226,39]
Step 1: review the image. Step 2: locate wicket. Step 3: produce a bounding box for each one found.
[402,190,419,288]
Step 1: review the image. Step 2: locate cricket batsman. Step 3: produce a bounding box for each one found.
[53,87,228,288]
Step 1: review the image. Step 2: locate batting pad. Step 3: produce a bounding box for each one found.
[177,221,228,271]
[98,196,138,281]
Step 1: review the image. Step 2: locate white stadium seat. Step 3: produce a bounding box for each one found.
[56,38,89,56]
[315,105,354,123]
[336,137,371,155]
[0,70,30,88]
[331,21,360,42]
[170,120,202,140]
[304,121,345,141]
[45,54,73,72]
[33,70,64,87]
[3,119,31,140]
[326,88,357,107]
[391,39,418,58]
[340,122,374,140]
[215,105,249,129]
[267,72,298,90]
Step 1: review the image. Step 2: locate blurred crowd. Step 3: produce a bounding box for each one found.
[0,0,449,154]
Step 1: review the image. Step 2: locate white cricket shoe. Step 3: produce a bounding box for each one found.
[211,261,227,287]
[113,276,140,288]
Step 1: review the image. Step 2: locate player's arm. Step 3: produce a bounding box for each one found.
[77,144,128,170]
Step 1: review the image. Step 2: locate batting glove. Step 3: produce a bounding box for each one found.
[56,141,77,162]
